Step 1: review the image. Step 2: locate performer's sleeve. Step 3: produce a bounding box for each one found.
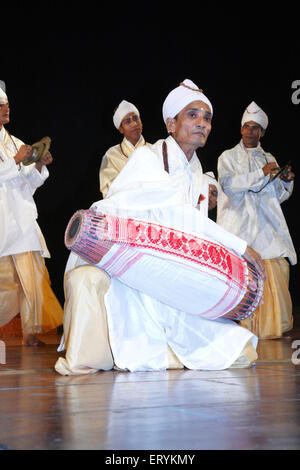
[273,163,294,203]
[21,164,49,195]
[198,209,247,255]
[153,204,247,256]
[0,135,24,183]
[0,158,20,182]
[0,135,48,192]
[100,153,121,199]
[261,151,294,203]
[218,151,268,194]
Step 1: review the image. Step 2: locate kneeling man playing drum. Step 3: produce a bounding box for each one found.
[55,79,265,375]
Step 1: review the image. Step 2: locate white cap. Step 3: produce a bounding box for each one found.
[241,101,268,130]
[162,79,213,123]
[113,100,140,129]
[0,80,6,93]
[0,85,8,105]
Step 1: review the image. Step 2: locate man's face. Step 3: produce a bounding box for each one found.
[241,121,264,148]
[168,100,212,151]
[0,101,10,128]
[119,112,143,145]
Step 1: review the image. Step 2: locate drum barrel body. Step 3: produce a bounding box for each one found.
[65,210,264,321]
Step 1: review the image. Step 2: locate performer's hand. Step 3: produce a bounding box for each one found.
[14,144,33,164]
[263,162,280,178]
[280,165,295,182]
[35,151,53,172]
[208,184,218,211]
[243,246,266,281]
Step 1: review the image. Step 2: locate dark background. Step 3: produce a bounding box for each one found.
[2,3,299,308]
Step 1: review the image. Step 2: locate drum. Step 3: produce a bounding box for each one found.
[222,262,263,321]
[65,209,264,321]
[64,209,113,264]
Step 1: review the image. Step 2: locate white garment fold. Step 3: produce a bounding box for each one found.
[105,278,257,371]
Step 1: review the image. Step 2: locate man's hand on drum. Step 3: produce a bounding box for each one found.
[14,144,33,164]
[243,246,266,281]
[35,151,53,173]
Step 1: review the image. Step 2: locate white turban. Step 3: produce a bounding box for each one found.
[113,100,140,129]
[162,79,213,123]
[241,101,268,130]
[0,86,8,105]
[0,80,6,93]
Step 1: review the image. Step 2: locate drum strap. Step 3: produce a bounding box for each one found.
[162,141,169,173]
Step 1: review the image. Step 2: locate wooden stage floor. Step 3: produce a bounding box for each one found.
[1,319,300,451]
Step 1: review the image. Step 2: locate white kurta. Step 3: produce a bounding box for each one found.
[0,127,49,258]
[62,136,257,371]
[99,135,151,198]
[217,141,296,265]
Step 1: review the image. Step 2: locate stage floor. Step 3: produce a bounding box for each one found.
[0,321,300,451]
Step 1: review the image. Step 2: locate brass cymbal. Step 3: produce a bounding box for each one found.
[23,136,51,166]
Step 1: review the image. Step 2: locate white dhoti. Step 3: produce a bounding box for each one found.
[0,252,63,334]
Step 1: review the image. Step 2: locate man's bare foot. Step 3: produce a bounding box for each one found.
[23,334,45,347]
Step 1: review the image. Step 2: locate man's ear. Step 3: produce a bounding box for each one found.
[260,127,265,138]
[118,125,124,136]
[166,117,176,134]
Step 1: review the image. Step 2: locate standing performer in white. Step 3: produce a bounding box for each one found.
[217,101,296,339]
[55,80,265,376]
[0,83,63,345]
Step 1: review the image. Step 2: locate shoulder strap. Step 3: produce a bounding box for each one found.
[162,141,169,173]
